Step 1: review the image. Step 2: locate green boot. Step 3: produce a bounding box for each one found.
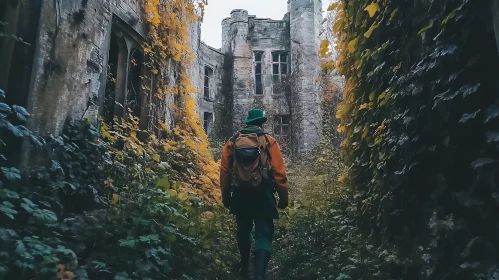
[253,250,270,280]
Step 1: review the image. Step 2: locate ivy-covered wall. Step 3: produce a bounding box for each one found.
[329,0,499,278]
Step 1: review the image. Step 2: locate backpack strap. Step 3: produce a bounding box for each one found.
[262,133,272,162]
[229,133,240,170]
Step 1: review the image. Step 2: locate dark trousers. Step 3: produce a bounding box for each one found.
[236,215,274,253]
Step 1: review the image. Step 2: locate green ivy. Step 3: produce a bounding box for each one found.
[333,0,499,278]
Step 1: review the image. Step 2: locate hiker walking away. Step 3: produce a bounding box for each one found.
[220,109,289,280]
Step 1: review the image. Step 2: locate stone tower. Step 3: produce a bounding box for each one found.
[217,2,322,157]
[288,0,322,155]
[221,9,254,133]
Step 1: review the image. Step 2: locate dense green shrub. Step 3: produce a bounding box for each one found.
[270,165,401,280]
[0,90,236,279]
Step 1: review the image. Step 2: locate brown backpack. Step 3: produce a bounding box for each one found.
[230,133,271,189]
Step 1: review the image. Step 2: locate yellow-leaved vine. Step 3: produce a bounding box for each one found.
[102,0,220,204]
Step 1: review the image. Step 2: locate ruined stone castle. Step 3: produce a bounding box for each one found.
[1,0,322,156]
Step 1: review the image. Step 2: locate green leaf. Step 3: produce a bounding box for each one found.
[167,235,176,242]
[29,135,45,147]
[114,272,132,280]
[20,198,37,213]
[33,209,58,224]
[12,105,30,118]
[485,105,499,123]
[139,234,159,243]
[442,8,458,25]
[418,22,433,35]
[486,131,499,143]
[0,189,20,199]
[119,239,136,248]
[157,177,170,189]
[389,8,399,21]
[56,246,75,256]
[167,189,177,197]
[471,158,496,169]
[0,201,18,219]
[178,192,189,201]
[1,167,21,180]
[459,110,480,123]
[0,103,11,114]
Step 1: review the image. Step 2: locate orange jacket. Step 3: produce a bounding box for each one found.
[219,133,289,204]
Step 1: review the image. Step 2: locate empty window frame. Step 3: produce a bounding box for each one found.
[204,66,213,99]
[103,31,125,123]
[127,48,143,118]
[104,27,145,124]
[272,52,287,94]
[274,115,291,137]
[254,52,263,95]
[203,112,213,135]
[273,115,291,154]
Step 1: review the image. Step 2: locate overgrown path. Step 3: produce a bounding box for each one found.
[220,164,386,280]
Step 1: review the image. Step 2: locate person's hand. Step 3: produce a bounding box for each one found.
[277,199,288,209]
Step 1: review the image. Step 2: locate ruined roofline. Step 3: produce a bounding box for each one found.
[230,9,246,14]
[200,41,224,55]
[226,9,288,23]
[250,16,287,23]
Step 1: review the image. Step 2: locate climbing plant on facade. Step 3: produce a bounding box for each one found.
[322,0,499,278]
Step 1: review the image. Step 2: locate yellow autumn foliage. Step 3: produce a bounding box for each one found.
[101,0,219,204]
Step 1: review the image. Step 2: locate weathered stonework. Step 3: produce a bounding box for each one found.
[26,0,148,135]
[3,0,322,159]
[194,0,323,156]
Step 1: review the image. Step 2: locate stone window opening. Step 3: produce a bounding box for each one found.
[103,26,146,127]
[203,112,213,135]
[216,90,225,104]
[204,66,213,100]
[273,115,291,153]
[127,48,143,118]
[272,52,288,94]
[103,31,126,123]
[254,51,263,95]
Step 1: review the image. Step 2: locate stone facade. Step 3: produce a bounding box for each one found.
[30,0,147,135]
[196,0,323,156]
[2,0,322,158]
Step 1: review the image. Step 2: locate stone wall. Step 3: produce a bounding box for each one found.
[195,42,225,135]
[202,1,323,156]
[247,17,291,118]
[225,9,253,132]
[221,9,293,133]
[288,0,322,155]
[13,0,323,157]
[26,0,148,136]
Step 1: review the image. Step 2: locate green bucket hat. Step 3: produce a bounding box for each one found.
[242,109,268,124]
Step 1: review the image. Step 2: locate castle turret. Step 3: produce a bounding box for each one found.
[288,0,322,155]
[228,9,254,130]
[221,17,232,54]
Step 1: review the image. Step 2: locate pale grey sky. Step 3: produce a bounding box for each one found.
[200,0,330,49]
